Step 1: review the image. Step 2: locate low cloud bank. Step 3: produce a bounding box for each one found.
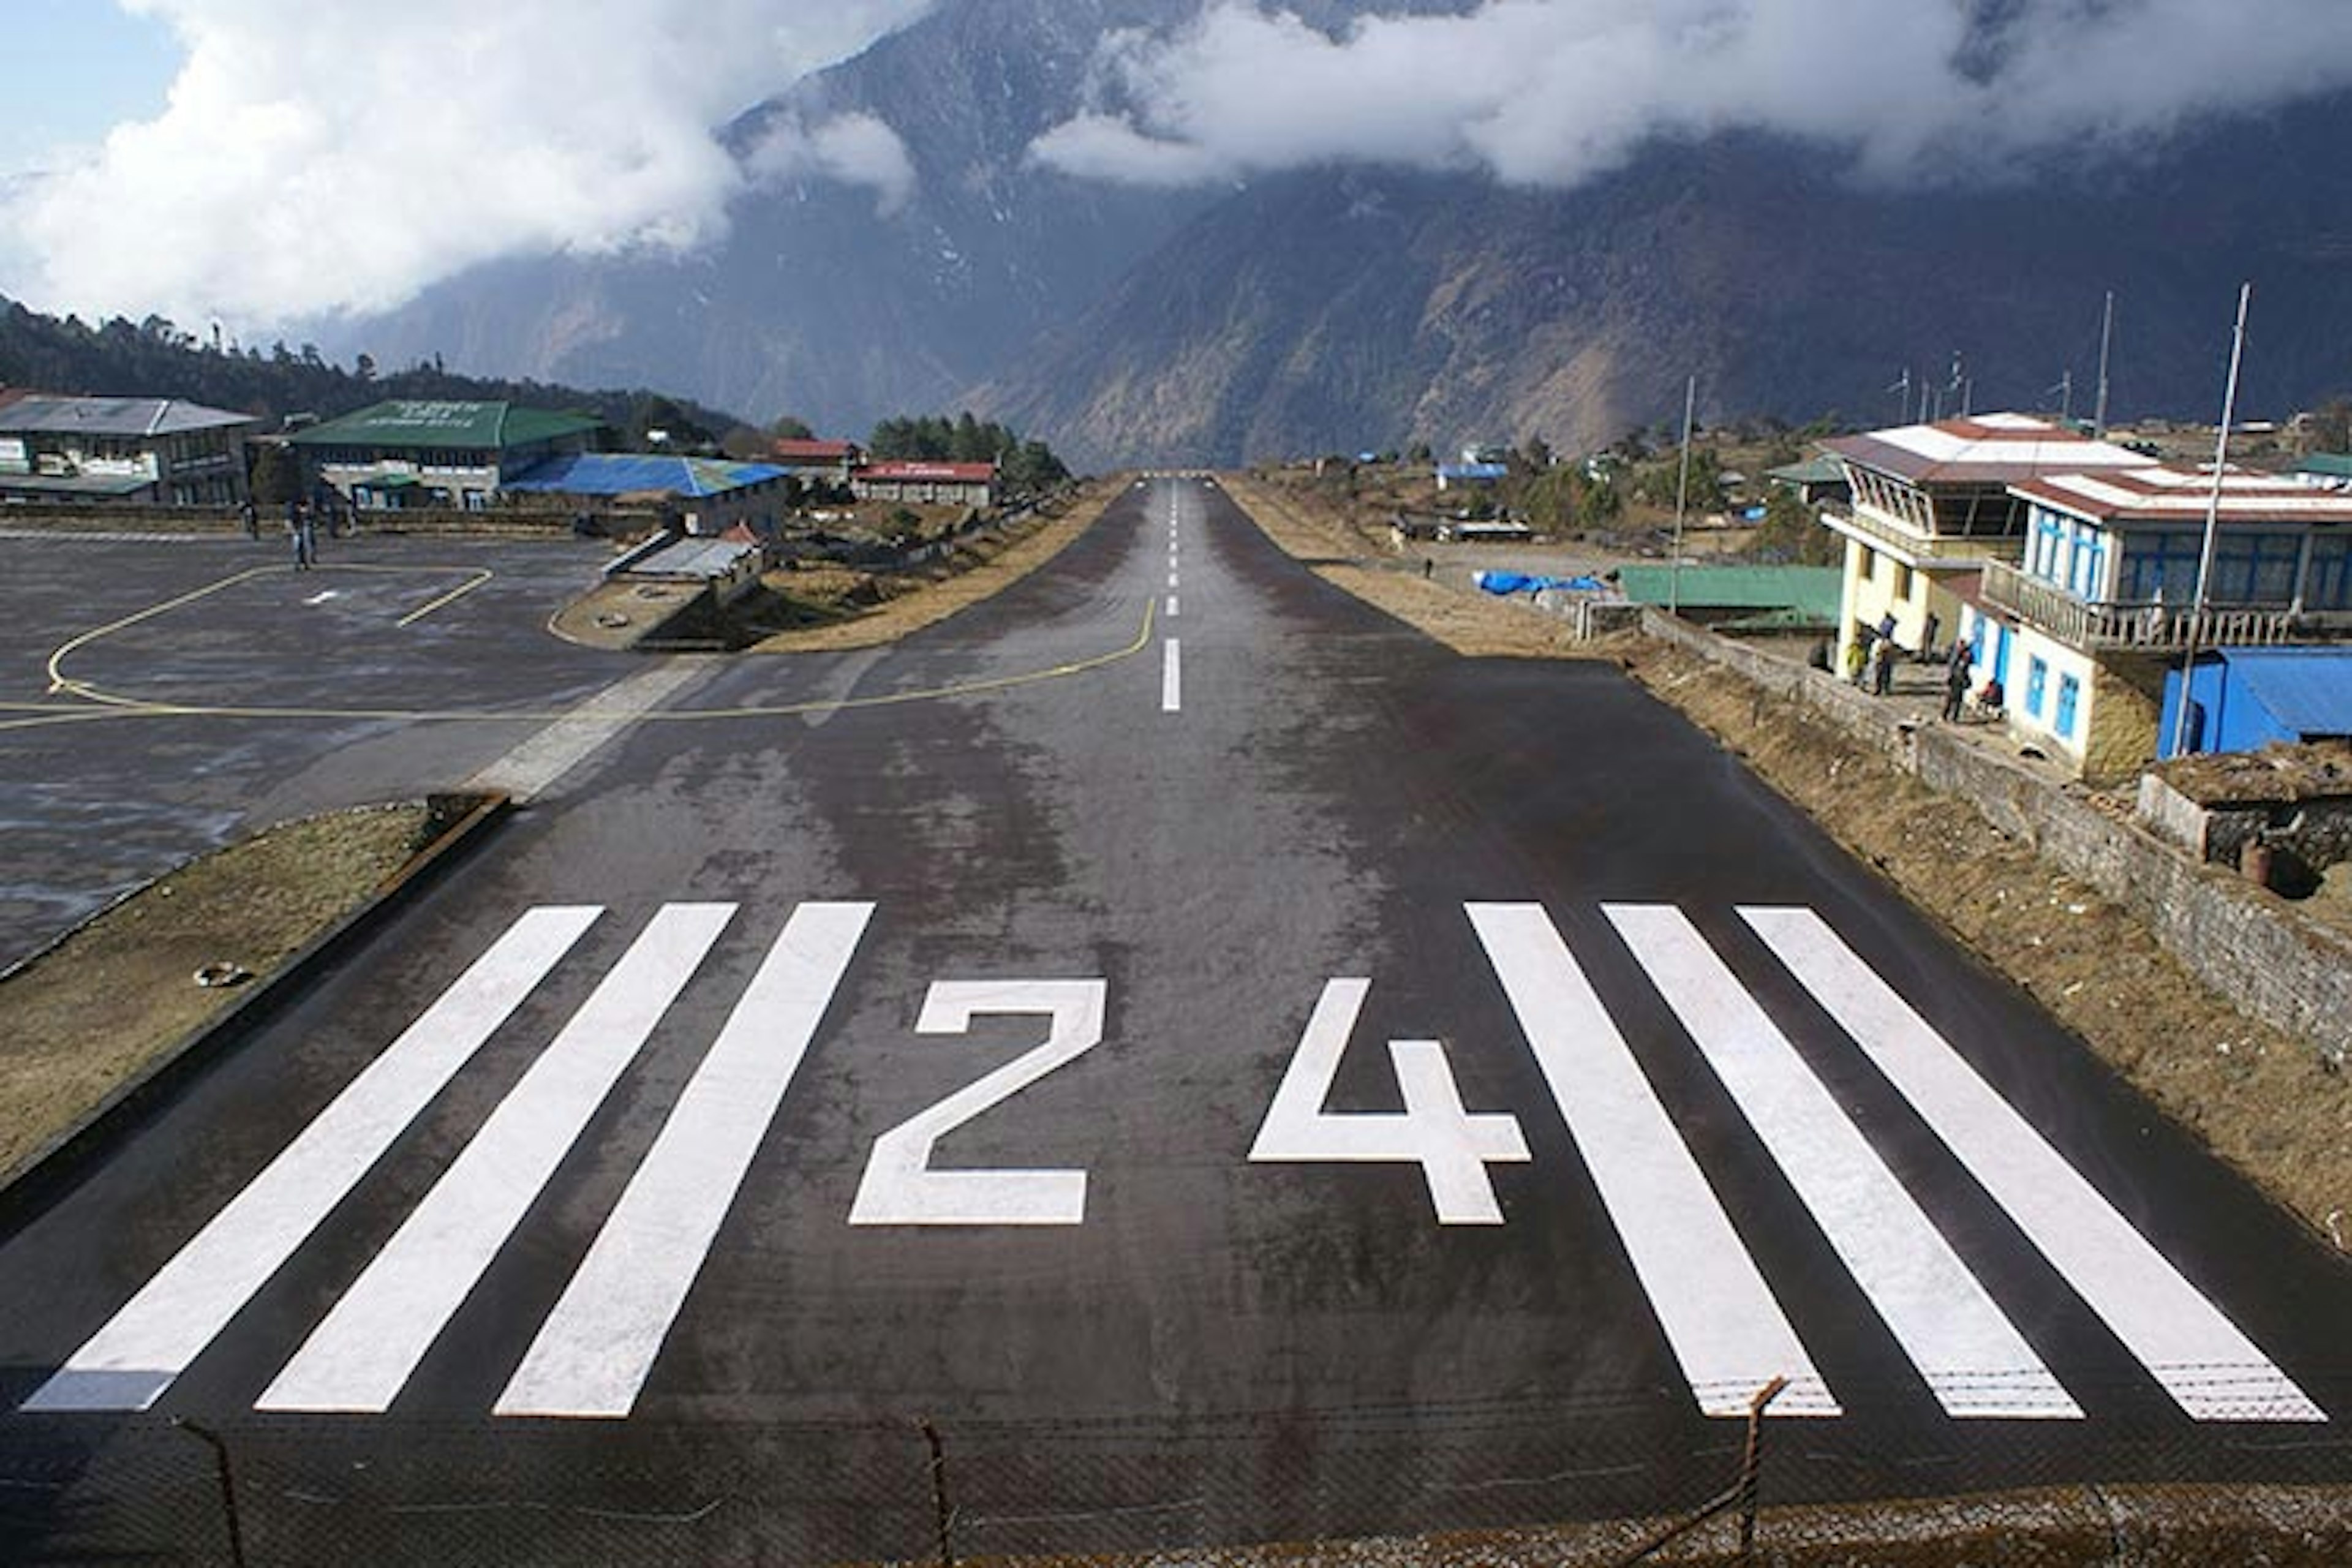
[0,0,930,330]
[1032,1,2352,189]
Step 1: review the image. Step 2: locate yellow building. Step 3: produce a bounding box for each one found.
[1818,413,2144,673]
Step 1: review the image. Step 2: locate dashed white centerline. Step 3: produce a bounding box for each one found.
[1167,595,1180,618]
[1162,638,1182,713]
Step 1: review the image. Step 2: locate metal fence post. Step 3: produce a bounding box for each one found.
[172,1417,249,1568]
[918,1417,956,1567]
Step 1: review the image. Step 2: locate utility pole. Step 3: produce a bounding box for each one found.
[2093,290,2116,440]
[1670,374,1696,616]
[2168,282,2252,760]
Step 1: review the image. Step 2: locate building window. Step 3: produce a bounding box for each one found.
[2308,532,2352,610]
[2026,657,2048,718]
[2030,511,2065,582]
[1894,562,1913,601]
[2055,674,2079,738]
[2068,528,2106,600]
[1858,543,1877,580]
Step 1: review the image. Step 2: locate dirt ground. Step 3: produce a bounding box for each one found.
[0,802,440,1182]
[745,482,1117,653]
[1227,469,2351,1254]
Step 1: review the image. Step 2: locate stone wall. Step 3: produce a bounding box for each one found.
[1636,608,2352,1065]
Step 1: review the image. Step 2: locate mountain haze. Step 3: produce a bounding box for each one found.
[982,104,2352,466]
[325,4,2352,467]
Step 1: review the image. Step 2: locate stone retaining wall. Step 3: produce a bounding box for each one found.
[1637,608,2352,1065]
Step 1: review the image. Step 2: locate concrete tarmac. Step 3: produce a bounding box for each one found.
[1,482,2345,1562]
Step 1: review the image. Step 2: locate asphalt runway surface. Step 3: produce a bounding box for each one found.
[2,482,2347,1562]
[0,530,631,964]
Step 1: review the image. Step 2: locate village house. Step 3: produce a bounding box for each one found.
[291,399,605,511]
[0,393,257,506]
[500,453,799,537]
[1962,464,2352,779]
[769,437,864,486]
[851,460,998,508]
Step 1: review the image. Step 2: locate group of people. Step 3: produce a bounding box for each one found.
[1844,612,1904,696]
[236,496,338,570]
[1844,613,2004,723]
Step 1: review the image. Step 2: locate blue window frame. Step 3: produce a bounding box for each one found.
[2025,657,2048,718]
[2068,528,2107,600]
[2309,533,2352,610]
[2030,513,2065,582]
[2055,673,2079,738]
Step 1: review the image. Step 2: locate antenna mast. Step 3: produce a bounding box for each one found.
[2093,290,2115,439]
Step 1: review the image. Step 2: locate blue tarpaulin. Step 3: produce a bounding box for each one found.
[1473,571,1608,595]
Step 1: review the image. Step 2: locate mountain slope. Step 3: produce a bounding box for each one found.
[325,0,1224,437]
[976,98,2352,468]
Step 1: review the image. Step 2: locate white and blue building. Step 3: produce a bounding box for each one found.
[1963,465,2352,778]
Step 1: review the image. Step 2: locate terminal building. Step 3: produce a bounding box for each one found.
[0,393,257,507]
[291,399,605,511]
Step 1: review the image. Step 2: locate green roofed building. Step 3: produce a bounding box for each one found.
[1613,564,1843,633]
[290,400,605,511]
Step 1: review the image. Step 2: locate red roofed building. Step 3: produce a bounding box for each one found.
[771,437,862,483]
[853,460,998,508]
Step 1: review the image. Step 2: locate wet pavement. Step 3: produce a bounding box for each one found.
[0,483,2346,1562]
[0,532,633,964]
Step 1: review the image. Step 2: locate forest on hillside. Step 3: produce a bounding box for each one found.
[0,298,741,447]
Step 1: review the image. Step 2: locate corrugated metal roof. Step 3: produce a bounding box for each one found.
[2220,649,2352,737]
[2012,464,2352,526]
[291,400,603,450]
[503,453,788,498]
[1613,564,1842,619]
[625,537,763,580]
[1765,455,1847,486]
[0,394,257,437]
[1826,413,2144,486]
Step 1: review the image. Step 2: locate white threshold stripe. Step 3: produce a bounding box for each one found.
[257,904,736,1413]
[1467,903,1838,1417]
[23,907,603,1413]
[497,902,873,1419]
[467,657,706,803]
[1162,638,1183,713]
[1742,907,2326,1424]
[1606,906,2079,1419]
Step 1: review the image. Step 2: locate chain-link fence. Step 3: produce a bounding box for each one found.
[5,1375,2350,1566]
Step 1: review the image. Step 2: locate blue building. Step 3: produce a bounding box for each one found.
[2160,648,2352,758]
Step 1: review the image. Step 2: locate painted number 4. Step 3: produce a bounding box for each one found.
[1250,979,1529,1225]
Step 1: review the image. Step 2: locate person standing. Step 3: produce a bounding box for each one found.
[288,500,314,570]
[1942,637,1973,721]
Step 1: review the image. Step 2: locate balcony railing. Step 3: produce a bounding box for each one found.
[1823,503,2020,564]
[1980,559,2316,650]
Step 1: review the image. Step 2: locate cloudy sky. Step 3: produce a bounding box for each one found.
[0,0,934,331]
[9,1,2352,339]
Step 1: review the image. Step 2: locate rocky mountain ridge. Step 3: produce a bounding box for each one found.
[325,4,2352,467]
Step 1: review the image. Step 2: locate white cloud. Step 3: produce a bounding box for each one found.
[1030,0,2352,189]
[747,111,918,214]
[0,0,932,330]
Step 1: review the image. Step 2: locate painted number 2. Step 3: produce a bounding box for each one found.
[1250,979,1529,1224]
[850,979,1106,1226]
